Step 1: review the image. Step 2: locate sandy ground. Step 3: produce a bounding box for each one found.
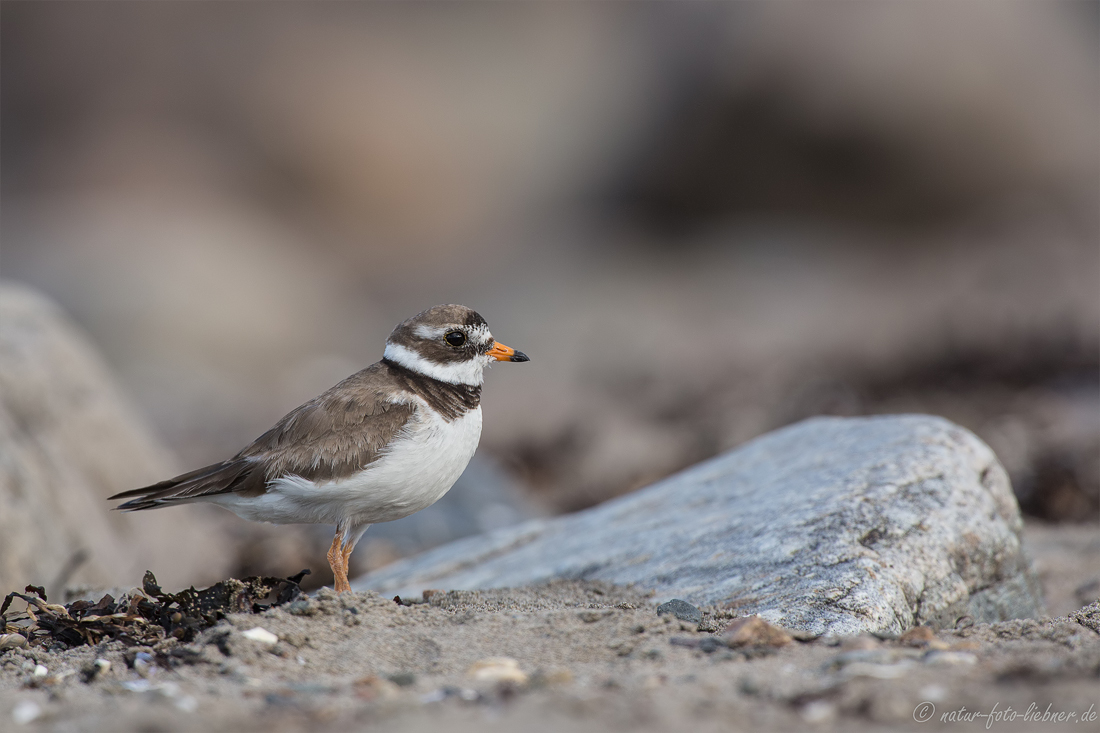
[2,523,1097,733]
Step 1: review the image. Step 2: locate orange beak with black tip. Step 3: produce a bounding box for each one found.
[487,341,530,362]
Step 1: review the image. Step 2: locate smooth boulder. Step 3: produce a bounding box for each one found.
[0,282,234,595]
[355,414,1044,635]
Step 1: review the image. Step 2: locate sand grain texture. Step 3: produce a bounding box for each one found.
[1,580,1096,733]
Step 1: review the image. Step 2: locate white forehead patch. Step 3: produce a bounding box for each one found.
[414,324,448,339]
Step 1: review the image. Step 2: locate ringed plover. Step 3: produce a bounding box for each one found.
[109,304,528,592]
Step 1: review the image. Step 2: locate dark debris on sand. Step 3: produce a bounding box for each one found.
[0,569,309,649]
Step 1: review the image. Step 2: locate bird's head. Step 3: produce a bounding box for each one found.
[383,304,528,386]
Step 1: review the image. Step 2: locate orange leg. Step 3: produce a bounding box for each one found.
[327,523,368,593]
[327,531,351,593]
[342,542,354,581]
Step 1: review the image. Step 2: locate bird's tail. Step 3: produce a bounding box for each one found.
[108,459,263,511]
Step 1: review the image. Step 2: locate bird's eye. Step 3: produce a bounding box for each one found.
[444,330,466,347]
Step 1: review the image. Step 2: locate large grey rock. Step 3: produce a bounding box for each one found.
[0,282,234,595]
[355,415,1044,635]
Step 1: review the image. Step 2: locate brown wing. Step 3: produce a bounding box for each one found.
[237,371,416,487]
[109,363,416,510]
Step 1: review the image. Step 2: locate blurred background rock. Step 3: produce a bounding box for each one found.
[0,282,235,595]
[1,2,1095,590]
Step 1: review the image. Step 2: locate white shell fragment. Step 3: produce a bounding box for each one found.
[241,627,279,645]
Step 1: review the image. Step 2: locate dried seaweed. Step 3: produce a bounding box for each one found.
[1,569,309,650]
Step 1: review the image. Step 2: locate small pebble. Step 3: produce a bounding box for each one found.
[353,675,400,701]
[11,700,41,725]
[468,657,528,686]
[722,615,793,647]
[801,700,836,724]
[387,672,417,687]
[32,665,48,679]
[898,626,937,646]
[133,652,155,678]
[241,628,279,646]
[656,599,702,624]
[80,659,111,683]
[0,634,28,651]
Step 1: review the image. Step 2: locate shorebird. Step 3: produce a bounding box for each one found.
[109,304,528,592]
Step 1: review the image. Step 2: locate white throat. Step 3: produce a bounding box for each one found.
[384,342,488,386]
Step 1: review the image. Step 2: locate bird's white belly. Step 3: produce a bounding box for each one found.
[214,405,483,526]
